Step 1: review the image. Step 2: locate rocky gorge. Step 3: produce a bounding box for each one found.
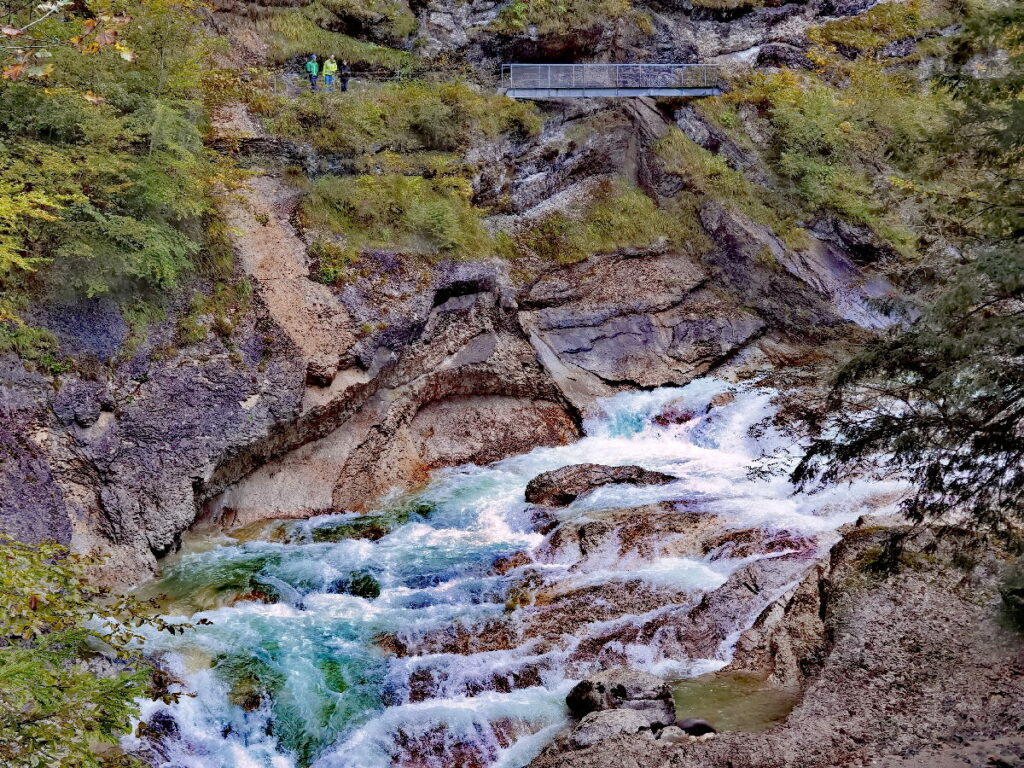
[0,0,1021,766]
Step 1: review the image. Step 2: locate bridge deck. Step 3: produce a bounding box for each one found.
[502,63,721,99]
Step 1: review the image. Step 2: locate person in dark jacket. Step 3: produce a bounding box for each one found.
[340,61,352,92]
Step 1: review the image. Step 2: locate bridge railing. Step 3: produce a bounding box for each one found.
[501,63,720,92]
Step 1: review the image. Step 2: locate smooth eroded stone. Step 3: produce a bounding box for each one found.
[566,667,676,727]
[525,464,676,507]
[569,709,653,749]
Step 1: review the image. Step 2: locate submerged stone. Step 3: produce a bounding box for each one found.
[310,503,433,543]
[327,570,382,599]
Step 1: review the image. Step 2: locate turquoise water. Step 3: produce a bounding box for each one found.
[126,379,897,768]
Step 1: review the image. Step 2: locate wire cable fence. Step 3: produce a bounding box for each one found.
[501,63,721,92]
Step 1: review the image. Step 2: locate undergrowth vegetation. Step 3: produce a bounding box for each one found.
[259,80,540,153]
[0,0,235,367]
[671,0,960,258]
[319,0,418,44]
[492,0,636,34]
[655,128,807,248]
[255,4,413,70]
[499,178,710,264]
[302,174,697,281]
[302,173,492,262]
[793,1,1024,551]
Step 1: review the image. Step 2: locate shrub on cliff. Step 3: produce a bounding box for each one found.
[0,536,195,767]
[302,173,492,259]
[711,0,958,257]
[499,177,711,263]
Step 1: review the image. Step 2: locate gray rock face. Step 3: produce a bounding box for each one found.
[412,0,881,69]
[520,251,765,397]
[567,668,677,727]
[0,372,72,547]
[525,464,676,507]
[0,254,584,584]
[569,709,654,750]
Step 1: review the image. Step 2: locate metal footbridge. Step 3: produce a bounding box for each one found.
[501,63,721,99]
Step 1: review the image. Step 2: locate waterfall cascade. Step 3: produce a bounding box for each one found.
[127,378,901,768]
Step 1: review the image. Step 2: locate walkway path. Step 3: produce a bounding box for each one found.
[502,62,722,99]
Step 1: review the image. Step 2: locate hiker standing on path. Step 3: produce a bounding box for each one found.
[340,60,352,92]
[305,54,319,91]
[323,55,338,93]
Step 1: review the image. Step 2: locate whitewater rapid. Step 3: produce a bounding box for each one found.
[126,378,900,768]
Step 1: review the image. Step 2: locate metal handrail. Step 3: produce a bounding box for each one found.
[500,63,720,92]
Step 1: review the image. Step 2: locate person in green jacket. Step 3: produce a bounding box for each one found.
[323,55,338,93]
[305,54,319,91]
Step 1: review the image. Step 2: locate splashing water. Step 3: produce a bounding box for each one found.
[126,379,902,768]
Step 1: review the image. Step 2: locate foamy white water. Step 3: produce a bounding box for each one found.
[126,378,902,767]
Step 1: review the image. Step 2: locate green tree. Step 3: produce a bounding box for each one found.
[0,0,230,365]
[0,536,196,767]
[792,2,1024,548]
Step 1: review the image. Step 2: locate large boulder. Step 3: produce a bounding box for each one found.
[566,668,676,727]
[525,464,676,507]
[569,709,654,750]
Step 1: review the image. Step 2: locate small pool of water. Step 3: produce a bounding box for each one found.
[671,671,798,733]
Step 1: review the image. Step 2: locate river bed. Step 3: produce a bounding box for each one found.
[126,378,898,768]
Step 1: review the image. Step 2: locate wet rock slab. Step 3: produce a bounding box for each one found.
[567,668,676,727]
[525,463,677,507]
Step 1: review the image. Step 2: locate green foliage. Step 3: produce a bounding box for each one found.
[932,1,1023,243]
[809,0,924,54]
[793,3,1024,548]
[729,54,945,253]
[492,0,633,34]
[177,280,253,345]
[0,0,231,365]
[0,322,69,375]
[255,4,413,70]
[0,536,194,768]
[261,79,540,154]
[319,0,418,43]
[309,239,360,285]
[503,178,709,263]
[655,127,807,247]
[302,173,492,258]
